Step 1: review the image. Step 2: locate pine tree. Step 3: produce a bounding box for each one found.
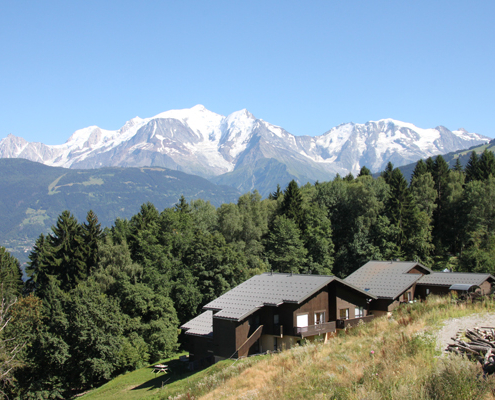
[0,247,23,300]
[269,184,282,200]
[478,149,495,180]
[47,211,86,292]
[425,157,435,175]
[387,168,415,251]
[453,158,463,172]
[280,180,304,230]
[431,155,451,253]
[433,155,450,204]
[265,215,307,273]
[357,166,371,177]
[25,234,53,296]
[411,159,427,180]
[81,210,103,278]
[465,151,480,183]
[381,162,394,184]
[175,195,190,214]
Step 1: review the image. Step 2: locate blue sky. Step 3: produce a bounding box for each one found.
[1,1,495,144]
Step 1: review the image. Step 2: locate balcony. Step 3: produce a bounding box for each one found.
[294,321,336,338]
[336,315,375,330]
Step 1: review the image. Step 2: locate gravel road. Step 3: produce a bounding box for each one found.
[435,312,495,352]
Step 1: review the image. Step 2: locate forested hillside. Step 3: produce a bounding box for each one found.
[0,158,240,264]
[1,149,495,398]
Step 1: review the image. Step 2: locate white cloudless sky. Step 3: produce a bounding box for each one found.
[1,0,494,144]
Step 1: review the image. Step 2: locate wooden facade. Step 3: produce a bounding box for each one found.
[210,280,375,361]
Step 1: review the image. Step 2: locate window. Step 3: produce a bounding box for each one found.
[355,306,364,318]
[339,308,349,320]
[426,288,430,295]
[296,314,308,327]
[314,311,325,325]
[407,292,412,302]
[274,314,279,325]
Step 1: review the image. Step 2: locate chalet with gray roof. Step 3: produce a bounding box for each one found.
[181,272,376,364]
[416,272,494,297]
[344,261,431,315]
[345,260,494,315]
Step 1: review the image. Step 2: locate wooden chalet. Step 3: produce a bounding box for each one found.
[416,272,494,297]
[181,272,376,363]
[182,263,494,366]
[345,260,494,316]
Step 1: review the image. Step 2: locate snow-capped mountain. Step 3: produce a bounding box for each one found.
[0,105,490,195]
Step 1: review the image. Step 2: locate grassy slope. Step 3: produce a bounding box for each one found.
[82,297,495,400]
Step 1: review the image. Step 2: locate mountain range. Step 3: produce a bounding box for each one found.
[0,105,490,196]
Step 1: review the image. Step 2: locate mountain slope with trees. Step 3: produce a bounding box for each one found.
[0,158,240,264]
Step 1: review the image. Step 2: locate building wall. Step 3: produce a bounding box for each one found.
[334,283,370,319]
[213,318,237,359]
[187,335,213,362]
[480,280,492,295]
[370,298,398,313]
[407,266,429,275]
[293,288,329,328]
[260,334,297,352]
[415,285,449,298]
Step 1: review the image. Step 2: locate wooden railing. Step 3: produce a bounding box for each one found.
[336,315,374,330]
[235,325,264,358]
[294,321,336,337]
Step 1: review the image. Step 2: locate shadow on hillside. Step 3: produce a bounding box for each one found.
[132,358,194,391]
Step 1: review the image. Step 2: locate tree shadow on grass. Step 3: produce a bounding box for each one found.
[132,358,195,391]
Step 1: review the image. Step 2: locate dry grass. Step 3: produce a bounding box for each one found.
[160,296,495,400]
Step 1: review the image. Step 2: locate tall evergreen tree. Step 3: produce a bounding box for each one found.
[478,149,495,180]
[0,247,23,300]
[452,158,463,172]
[425,157,435,175]
[27,211,87,295]
[175,195,190,214]
[411,159,427,180]
[381,162,394,184]
[344,172,354,182]
[25,234,53,297]
[269,184,282,200]
[431,155,451,253]
[387,168,415,252]
[465,151,481,183]
[442,170,466,255]
[280,180,304,230]
[81,210,104,278]
[357,166,371,177]
[265,215,307,273]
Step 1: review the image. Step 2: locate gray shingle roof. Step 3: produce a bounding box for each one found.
[180,310,213,337]
[202,272,376,321]
[417,272,495,287]
[344,261,431,299]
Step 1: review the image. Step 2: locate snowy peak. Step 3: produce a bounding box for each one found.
[0,107,490,192]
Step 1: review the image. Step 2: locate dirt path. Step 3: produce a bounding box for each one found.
[435,312,495,352]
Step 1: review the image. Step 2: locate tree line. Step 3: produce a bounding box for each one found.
[1,149,495,398]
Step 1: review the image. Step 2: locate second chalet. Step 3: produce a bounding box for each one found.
[181,272,376,365]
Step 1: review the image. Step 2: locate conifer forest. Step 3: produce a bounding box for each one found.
[1,151,495,398]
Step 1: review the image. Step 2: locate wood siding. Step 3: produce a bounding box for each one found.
[213,318,237,359]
